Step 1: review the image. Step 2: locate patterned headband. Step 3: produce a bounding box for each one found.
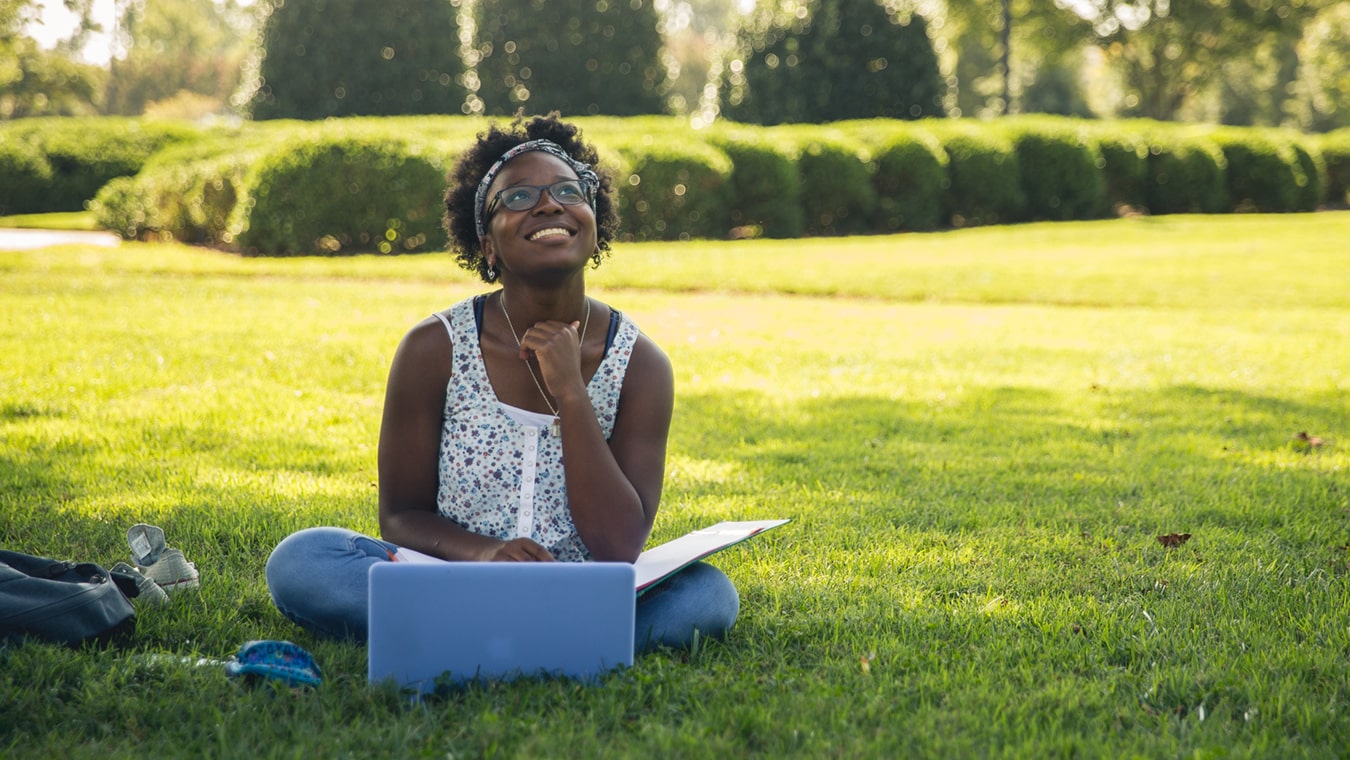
[473,139,600,240]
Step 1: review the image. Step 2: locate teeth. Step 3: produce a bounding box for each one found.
[528,227,570,241]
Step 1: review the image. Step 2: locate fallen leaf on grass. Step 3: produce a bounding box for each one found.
[859,651,876,675]
[981,596,1011,614]
[1292,431,1326,451]
[1156,533,1191,548]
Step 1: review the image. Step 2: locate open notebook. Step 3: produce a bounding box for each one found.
[393,519,789,594]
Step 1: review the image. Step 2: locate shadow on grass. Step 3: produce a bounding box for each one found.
[2,381,1348,742]
[5,381,1341,546]
[671,383,1346,530]
[3,381,1343,575]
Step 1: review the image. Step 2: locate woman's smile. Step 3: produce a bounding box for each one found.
[527,226,574,242]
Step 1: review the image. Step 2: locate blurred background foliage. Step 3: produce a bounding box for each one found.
[470,0,669,117]
[2,0,1348,130]
[247,0,464,118]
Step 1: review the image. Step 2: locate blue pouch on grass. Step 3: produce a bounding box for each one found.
[224,640,322,687]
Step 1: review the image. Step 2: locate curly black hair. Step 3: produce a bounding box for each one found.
[443,113,619,282]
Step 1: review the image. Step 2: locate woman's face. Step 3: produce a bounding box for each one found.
[482,151,598,280]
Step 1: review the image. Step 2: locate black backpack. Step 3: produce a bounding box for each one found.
[0,550,137,646]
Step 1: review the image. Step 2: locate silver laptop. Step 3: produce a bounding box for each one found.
[367,561,635,691]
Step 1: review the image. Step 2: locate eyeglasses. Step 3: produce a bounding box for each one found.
[485,180,589,218]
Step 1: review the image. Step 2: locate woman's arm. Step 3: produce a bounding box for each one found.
[530,322,673,562]
[377,317,555,562]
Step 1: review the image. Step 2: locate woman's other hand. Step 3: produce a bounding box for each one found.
[489,537,556,562]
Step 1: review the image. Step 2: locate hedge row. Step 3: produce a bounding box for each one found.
[45,116,1346,255]
[93,118,474,255]
[0,118,200,215]
[1320,130,1350,207]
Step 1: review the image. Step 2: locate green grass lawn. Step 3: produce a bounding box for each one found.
[2,212,1348,757]
[0,211,102,231]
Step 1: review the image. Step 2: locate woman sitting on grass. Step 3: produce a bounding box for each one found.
[265,113,739,652]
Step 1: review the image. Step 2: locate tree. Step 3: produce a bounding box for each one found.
[659,0,743,118]
[0,36,104,117]
[103,0,253,116]
[470,0,669,116]
[0,0,36,39]
[1,0,103,117]
[1288,2,1350,131]
[937,0,1090,118]
[722,0,945,125]
[247,0,465,119]
[1071,0,1317,122]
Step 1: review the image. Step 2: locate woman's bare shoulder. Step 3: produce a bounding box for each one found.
[389,311,456,383]
[624,328,673,396]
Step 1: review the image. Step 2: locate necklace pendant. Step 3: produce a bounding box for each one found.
[551,418,561,437]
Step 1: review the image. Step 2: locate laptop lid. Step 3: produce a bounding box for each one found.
[367,561,635,692]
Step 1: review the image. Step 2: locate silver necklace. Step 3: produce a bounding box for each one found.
[499,294,591,437]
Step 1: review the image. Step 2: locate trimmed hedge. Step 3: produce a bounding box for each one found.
[1092,127,1151,212]
[769,126,876,237]
[1008,119,1107,222]
[921,123,1026,227]
[1289,140,1326,212]
[1321,129,1350,206]
[1209,128,1322,213]
[867,130,947,233]
[0,117,200,213]
[232,134,451,255]
[706,128,804,238]
[1145,130,1228,215]
[93,120,470,255]
[67,115,1343,255]
[106,152,264,246]
[91,132,280,244]
[836,120,947,233]
[0,134,52,216]
[608,139,734,243]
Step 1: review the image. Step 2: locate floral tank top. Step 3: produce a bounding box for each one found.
[431,295,638,562]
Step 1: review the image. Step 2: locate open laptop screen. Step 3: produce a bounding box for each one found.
[367,561,635,691]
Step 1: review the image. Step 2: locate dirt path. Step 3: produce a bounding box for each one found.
[0,228,121,250]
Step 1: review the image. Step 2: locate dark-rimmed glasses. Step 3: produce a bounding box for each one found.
[485,180,589,218]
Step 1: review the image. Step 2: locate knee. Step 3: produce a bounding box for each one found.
[683,562,740,633]
[637,561,741,650]
[267,527,324,578]
[265,526,348,595]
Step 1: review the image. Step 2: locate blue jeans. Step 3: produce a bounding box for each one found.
[265,527,740,654]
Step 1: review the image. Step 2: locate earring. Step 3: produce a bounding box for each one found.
[485,265,497,282]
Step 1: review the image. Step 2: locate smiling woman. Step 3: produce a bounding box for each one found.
[446,116,621,282]
[262,113,743,655]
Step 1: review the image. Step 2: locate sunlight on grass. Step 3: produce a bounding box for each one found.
[1,212,1348,756]
[0,211,101,231]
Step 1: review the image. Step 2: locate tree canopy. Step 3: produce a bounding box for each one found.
[104,0,252,117]
[1,0,102,117]
[3,0,1349,133]
[723,0,945,125]
[1073,0,1321,122]
[247,0,465,119]
[470,0,668,116]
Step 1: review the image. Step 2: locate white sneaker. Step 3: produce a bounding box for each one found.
[110,562,170,605]
[127,523,167,567]
[139,548,200,593]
